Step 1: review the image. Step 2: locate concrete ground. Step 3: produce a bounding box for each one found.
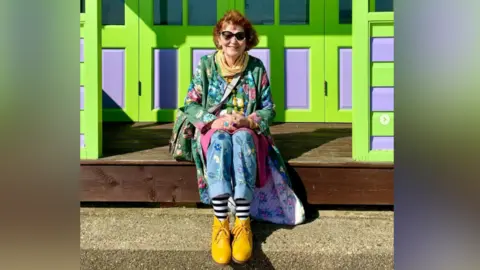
[81,207,393,270]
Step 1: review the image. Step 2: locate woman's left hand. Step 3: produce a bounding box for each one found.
[232,112,251,129]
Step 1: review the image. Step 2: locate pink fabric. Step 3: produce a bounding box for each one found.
[200,128,269,188]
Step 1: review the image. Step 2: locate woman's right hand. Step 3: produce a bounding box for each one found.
[211,118,226,129]
[211,115,236,130]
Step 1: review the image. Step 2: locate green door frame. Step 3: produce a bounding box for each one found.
[138,0,237,122]
[80,0,103,159]
[101,0,140,122]
[112,0,353,124]
[325,0,353,123]
[234,0,326,123]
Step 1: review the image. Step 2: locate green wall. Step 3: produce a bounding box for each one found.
[80,0,102,159]
[352,0,394,162]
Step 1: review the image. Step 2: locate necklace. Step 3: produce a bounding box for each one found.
[232,88,244,113]
[224,76,244,114]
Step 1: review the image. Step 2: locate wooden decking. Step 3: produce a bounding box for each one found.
[81,123,393,205]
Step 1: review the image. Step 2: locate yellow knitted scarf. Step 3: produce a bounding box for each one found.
[215,50,249,77]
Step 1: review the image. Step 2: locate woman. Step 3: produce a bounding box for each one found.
[180,10,305,265]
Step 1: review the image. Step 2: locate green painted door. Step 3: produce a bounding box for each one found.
[325,0,353,122]
[101,0,139,121]
[234,0,326,122]
[138,0,236,122]
[134,0,353,123]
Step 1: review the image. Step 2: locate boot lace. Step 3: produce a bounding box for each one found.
[213,224,230,243]
[232,222,251,241]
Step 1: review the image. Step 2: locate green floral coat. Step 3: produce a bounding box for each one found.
[180,51,305,225]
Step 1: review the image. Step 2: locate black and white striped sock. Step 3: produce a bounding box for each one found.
[235,199,251,220]
[212,195,229,222]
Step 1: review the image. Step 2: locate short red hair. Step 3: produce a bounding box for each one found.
[213,10,259,51]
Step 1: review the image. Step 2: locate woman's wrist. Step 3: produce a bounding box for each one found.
[248,118,258,130]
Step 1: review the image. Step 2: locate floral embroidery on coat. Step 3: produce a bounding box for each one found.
[181,52,305,225]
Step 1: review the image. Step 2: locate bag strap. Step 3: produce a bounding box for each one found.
[207,73,241,114]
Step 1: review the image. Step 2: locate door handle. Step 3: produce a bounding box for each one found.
[324,81,328,96]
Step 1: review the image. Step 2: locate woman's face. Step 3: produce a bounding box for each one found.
[218,23,247,59]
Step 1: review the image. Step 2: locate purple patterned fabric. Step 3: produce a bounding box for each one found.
[250,157,303,225]
[200,129,304,225]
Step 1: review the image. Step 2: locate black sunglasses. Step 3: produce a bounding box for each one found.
[220,31,246,41]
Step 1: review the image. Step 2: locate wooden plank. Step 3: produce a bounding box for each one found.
[90,122,367,164]
[290,166,393,205]
[80,159,393,168]
[80,163,393,205]
[81,123,393,205]
[81,164,197,202]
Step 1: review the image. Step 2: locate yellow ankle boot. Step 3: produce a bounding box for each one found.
[231,217,253,264]
[211,216,232,265]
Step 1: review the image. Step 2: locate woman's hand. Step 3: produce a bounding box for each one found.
[231,113,249,129]
[211,114,237,131]
[210,113,257,131]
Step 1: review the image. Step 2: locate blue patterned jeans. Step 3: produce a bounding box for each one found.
[206,130,257,202]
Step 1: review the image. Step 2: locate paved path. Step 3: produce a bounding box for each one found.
[81,208,393,269]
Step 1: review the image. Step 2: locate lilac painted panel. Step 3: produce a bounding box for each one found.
[339,48,352,109]
[80,38,84,63]
[371,38,394,62]
[371,87,394,111]
[102,49,125,108]
[249,49,270,78]
[371,136,394,150]
[192,49,216,73]
[284,49,309,109]
[80,134,85,148]
[80,86,85,110]
[154,49,178,109]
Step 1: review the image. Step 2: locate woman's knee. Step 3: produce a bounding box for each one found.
[210,130,232,147]
[232,130,254,143]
